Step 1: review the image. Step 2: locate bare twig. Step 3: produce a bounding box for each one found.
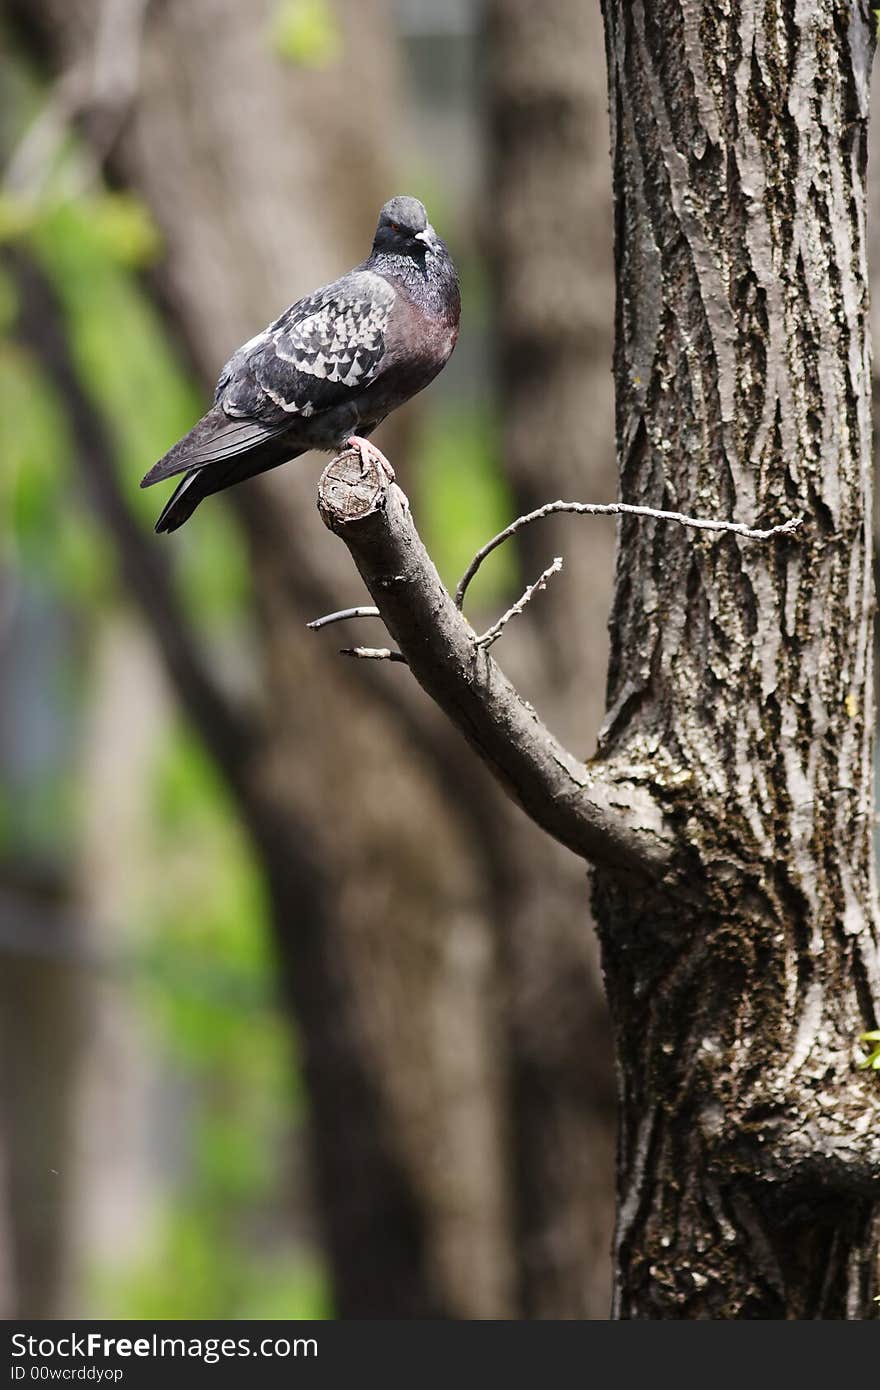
[317,450,677,879]
[455,499,802,610]
[307,605,381,631]
[340,646,407,664]
[476,558,563,648]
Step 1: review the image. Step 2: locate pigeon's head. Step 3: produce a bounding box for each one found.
[372,195,442,258]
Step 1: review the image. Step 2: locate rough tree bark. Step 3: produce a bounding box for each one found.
[316,1,880,1319]
[596,0,880,1317]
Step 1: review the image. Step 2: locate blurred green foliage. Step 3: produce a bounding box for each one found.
[86,725,328,1319]
[416,404,515,609]
[3,187,252,630]
[1,156,326,1315]
[2,41,510,1319]
[269,0,342,69]
[94,1208,327,1321]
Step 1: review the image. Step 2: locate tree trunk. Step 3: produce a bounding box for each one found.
[598,0,880,1317]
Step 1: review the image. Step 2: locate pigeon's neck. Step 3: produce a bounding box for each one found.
[367,248,460,323]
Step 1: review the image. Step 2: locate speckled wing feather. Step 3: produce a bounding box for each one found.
[245,269,396,417]
[141,271,395,488]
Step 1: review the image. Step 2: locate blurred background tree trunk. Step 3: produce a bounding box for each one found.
[0,867,83,1318]
[11,0,512,1320]
[484,0,617,1317]
[7,0,619,1318]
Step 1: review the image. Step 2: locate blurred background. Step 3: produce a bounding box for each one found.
[0,0,621,1319]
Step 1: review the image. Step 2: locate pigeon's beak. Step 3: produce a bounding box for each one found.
[415,226,440,253]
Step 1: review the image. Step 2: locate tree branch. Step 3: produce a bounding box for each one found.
[317,450,677,879]
[306,605,381,630]
[455,498,802,610]
[340,646,407,664]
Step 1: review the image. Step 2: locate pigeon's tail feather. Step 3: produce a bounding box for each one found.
[141,405,290,489]
[154,447,306,533]
[154,470,210,533]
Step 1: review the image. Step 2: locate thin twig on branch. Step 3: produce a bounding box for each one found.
[475,557,563,648]
[454,499,802,609]
[306,605,381,631]
[315,449,804,879]
[340,646,407,664]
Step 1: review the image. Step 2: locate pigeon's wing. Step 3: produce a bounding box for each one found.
[242,269,396,419]
[140,406,292,488]
[153,444,305,534]
[141,271,395,489]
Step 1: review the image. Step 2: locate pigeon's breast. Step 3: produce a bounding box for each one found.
[363,310,456,414]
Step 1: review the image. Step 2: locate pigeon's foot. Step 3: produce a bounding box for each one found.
[347,436,395,484]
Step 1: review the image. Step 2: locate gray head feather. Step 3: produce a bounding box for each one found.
[377,196,428,233]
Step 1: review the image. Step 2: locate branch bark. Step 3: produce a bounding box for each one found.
[317,450,677,879]
[455,500,800,611]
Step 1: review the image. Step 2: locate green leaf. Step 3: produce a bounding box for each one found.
[857,1030,880,1070]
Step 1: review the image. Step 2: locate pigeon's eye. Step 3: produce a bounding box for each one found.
[389,222,400,233]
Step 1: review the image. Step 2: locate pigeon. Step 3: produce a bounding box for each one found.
[141,195,460,532]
